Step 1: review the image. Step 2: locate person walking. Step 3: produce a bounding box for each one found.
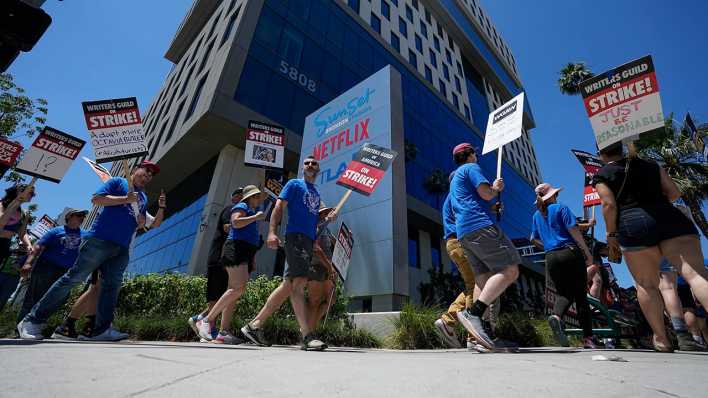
[0,184,35,266]
[188,187,243,341]
[241,156,336,351]
[593,142,708,352]
[195,185,265,344]
[17,209,88,324]
[449,143,520,351]
[17,161,165,341]
[306,207,338,333]
[530,183,596,348]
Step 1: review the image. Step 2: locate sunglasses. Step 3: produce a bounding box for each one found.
[304,161,318,166]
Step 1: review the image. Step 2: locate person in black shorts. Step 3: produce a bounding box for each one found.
[593,142,708,352]
[196,186,265,344]
[188,187,243,341]
[242,156,336,351]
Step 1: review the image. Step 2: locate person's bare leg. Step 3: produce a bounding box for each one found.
[69,283,100,319]
[477,265,519,305]
[219,266,249,331]
[624,247,670,346]
[306,281,326,332]
[588,265,603,299]
[289,276,311,337]
[250,280,292,329]
[658,271,684,322]
[662,235,708,310]
[684,309,700,337]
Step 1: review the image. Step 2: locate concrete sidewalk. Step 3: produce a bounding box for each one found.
[1,339,706,397]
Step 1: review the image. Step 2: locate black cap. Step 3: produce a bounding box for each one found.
[231,187,244,197]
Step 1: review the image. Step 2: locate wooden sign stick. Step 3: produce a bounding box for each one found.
[333,189,353,215]
[122,159,133,191]
[495,146,503,221]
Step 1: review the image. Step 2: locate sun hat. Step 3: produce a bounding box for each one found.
[240,185,264,202]
[64,208,88,222]
[534,183,562,203]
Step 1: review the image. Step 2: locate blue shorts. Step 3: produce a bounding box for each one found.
[618,206,698,251]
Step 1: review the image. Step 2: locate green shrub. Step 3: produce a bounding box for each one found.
[494,312,544,347]
[387,303,461,349]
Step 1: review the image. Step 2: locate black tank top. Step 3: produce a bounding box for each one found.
[592,157,667,211]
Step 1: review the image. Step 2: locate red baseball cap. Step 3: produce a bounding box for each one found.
[452,143,476,156]
[137,160,160,175]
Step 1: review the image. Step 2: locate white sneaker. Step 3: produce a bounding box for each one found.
[17,320,45,340]
[433,319,462,348]
[80,327,129,342]
[187,314,202,335]
[196,319,213,341]
[466,340,491,353]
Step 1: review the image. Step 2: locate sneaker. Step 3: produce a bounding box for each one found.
[195,319,213,341]
[17,320,45,340]
[79,327,129,342]
[466,340,491,353]
[602,338,616,349]
[187,314,202,335]
[51,324,78,340]
[241,323,270,347]
[213,330,245,345]
[677,331,705,352]
[582,337,597,349]
[210,323,219,340]
[302,334,327,351]
[548,315,569,347]
[457,309,495,351]
[433,319,462,348]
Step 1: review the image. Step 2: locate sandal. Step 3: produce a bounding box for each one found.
[653,335,674,353]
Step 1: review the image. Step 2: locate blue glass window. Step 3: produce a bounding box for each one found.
[391,0,398,5]
[464,104,471,121]
[185,74,207,121]
[408,51,417,69]
[443,64,450,81]
[371,13,381,33]
[390,32,400,52]
[279,27,304,66]
[381,1,390,20]
[399,17,407,38]
[253,6,282,51]
[425,8,431,24]
[412,0,419,11]
[429,50,437,67]
[347,0,360,13]
[220,7,241,48]
[424,65,432,82]
[420,22,428,39]
[439,80,446,97]
[433,36,440,51]
[445,48,452,65]
[454,76,461,92]
[453,94,459,108]
[405,5,414,22]
[414,34,422,53]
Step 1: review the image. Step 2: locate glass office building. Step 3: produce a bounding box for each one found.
[111,0,545,309]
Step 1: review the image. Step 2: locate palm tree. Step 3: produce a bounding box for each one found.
[636,115,708,238]
[557,62,594,96]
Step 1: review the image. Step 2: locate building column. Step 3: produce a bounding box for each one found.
[187,144,268,275]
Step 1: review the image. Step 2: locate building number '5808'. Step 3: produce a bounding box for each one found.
[279,60,316,93]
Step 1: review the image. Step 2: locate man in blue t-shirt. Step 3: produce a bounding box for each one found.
[19,161,167,341]
[17,209,88,323]
[449,143,521,351]
[242,155,336,351]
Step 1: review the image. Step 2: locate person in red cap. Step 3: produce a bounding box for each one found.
[449,142,520,351]
[530,182,596,348]
[18,161,166,341]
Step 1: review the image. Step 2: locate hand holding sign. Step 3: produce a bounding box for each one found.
[158,189,167,209]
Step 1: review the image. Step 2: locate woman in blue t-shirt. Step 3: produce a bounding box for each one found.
[530,183,596,349]
[196,185,266,344]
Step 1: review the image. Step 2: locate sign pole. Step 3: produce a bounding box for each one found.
[322,283,337,327]
[495,146,503,221]
[333,189,353,215]
[122,159,133,191]
[591,205,596,239]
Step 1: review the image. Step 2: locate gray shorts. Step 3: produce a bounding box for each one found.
[459,225,521,275]
[283,233,313,279]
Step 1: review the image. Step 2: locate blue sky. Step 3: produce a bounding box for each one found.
[7,0,708,287]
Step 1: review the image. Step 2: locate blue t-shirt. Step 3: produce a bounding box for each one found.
[530,203,577,251]
[442,194,456,240]
[88,177,147,247]
[38,226,86,268]
[279,179,320,240]
[450,163,493,238]
[228,202,260,246]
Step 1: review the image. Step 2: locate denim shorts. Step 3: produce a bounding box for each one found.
[618,206,698,251]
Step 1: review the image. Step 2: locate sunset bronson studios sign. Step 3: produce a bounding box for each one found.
[300,66,407,304]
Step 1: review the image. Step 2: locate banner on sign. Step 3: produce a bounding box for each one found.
[29,214,56,239]
[336,143,397,196]
[331,223,354,281]
[82,97,148,163]
[482,92,525,155]
[82,157,112,182]
[244,121,285,169]
[0,138,23,178]
[15,127,85,183]
[571,149,603,207]
[579,55,664,150]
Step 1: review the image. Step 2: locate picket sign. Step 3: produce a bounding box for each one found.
[15,126,86,184]
[482,92,525,221]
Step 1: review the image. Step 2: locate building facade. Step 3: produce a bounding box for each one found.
[109,0,544,310]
